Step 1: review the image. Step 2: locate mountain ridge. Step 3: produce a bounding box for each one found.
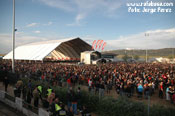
[103,48,175,57]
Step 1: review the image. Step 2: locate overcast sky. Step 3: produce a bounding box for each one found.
[0,0,175,54]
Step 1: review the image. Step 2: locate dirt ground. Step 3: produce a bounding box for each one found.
[78,84,175,108]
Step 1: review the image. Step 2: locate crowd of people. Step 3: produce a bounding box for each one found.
[0,60,175,115]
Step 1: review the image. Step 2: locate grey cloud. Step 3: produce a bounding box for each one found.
[106,28,175,50]
[0,33,48,54]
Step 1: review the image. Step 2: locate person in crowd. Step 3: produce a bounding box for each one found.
[26,88,32,105]
[172,87,175,104]
[48,90,55,105]
[33,86,40,107]
[67,87,73,112]
[148,83,153,96]
[99,81,105,99]
[168,86,175,103]
[67,78,71,89]
[16,79,23,97]
[50,98,56,115]
[55,98,62,116]
[144,84,149,99]
[137,83,143,98]
[115,82,120,95]
[22,85,27,101]
[166,86,170,101]
[3,76,9,92]
[37,85,43,100]
[71,91,78,115]
[77,87,82,112]
[126,81,132,97]
[28,79,32,91]
[106,79,112,94]
[88,78,92,93]
[50,97,61,116]
[119,82,124,96]
[159,82,164,99]
[47,86,52,97]
[91,81,95,94]
[95,81,100,95]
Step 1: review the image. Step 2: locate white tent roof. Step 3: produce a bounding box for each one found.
[3,38,92,61]
[3,38,73,60]
[3,43,60,60]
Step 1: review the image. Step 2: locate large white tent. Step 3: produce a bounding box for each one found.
[3,38,92,61]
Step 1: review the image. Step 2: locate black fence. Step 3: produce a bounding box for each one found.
[23,101,39,114]
[4,92,39,115]
[5,92,16,102]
